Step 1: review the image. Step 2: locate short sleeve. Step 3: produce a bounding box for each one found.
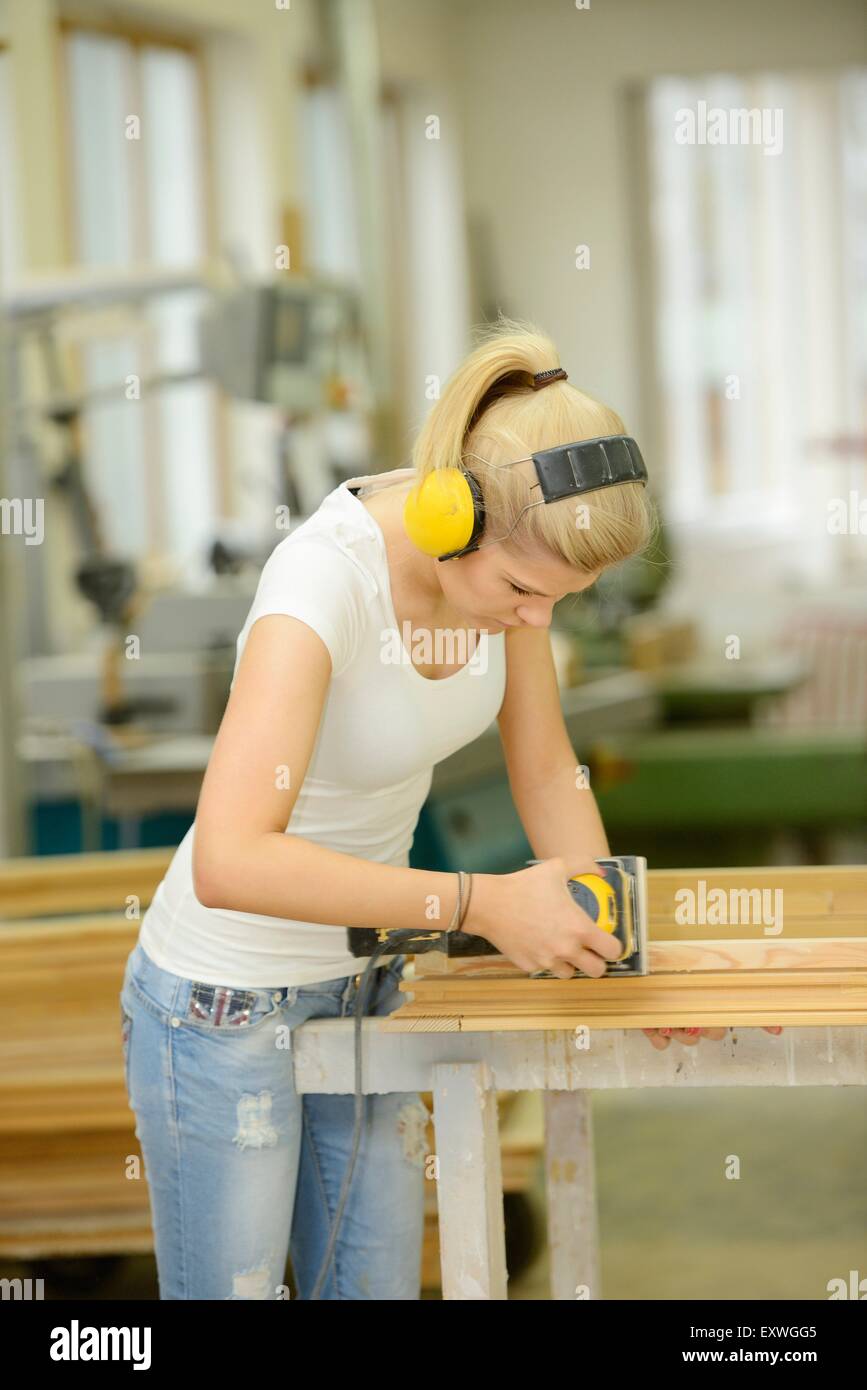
[232,535,372,685]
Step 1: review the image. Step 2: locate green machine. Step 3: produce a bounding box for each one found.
[412,723,867,874]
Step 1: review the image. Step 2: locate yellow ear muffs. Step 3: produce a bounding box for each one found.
[403,467,483,559]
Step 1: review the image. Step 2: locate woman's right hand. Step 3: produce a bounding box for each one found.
[465,857,624,978]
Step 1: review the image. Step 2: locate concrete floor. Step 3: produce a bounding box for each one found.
[509,1086,867,1300]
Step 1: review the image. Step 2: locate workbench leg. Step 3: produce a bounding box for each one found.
[543,1090,601,1300]
[431,1061,508,1300]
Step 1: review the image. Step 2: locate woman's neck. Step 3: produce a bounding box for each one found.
[355,472,463,624]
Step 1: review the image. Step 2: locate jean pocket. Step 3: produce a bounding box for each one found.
[383,953,408,989]
[177,980,286,1035]
[370,957,409,1017]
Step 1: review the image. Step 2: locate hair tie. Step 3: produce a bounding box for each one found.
[532,368,568,390]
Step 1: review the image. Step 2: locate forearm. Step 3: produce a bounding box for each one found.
[511,760,611,861]
[197,829,469,935]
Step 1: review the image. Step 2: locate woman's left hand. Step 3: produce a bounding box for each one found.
[641,1025,783,1050]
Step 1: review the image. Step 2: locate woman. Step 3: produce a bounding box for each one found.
[119,317,777,1301]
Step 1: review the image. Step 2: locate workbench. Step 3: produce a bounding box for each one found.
[290,1019,867,1300]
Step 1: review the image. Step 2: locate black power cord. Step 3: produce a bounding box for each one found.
[308,930,436,1300]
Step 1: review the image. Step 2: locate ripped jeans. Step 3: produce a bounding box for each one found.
[119,940,428,1300]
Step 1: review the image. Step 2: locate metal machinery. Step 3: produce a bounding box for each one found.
[1,266,372,852]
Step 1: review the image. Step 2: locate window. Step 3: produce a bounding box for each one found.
[61,22,216,573]
[298,71,470,469]
[642,69,867,580]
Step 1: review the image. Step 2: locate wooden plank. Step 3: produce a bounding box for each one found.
[647,864,867,898]
[646,865,867,939]
[0,1221,155,1260]
[0,848,172,918]
[412,938,867,979]
[380,969,867,1032]
[0,913,138,941]
[392,969,867,1005]
[649,939,867,971]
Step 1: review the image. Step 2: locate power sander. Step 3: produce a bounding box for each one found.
[347,855,649,977]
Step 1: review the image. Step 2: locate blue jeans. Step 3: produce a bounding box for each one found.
[119,940,428,1300]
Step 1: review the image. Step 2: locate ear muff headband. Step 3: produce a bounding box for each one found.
[403,434,648,562]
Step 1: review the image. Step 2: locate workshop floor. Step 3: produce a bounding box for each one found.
[508,1085,867,1300]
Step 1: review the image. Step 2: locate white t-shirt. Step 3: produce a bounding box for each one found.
[137,470,507,987]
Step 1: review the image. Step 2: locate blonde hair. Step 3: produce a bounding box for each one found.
[410,314,657,574]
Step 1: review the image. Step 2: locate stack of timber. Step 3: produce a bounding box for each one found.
[0,849,172,1258]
